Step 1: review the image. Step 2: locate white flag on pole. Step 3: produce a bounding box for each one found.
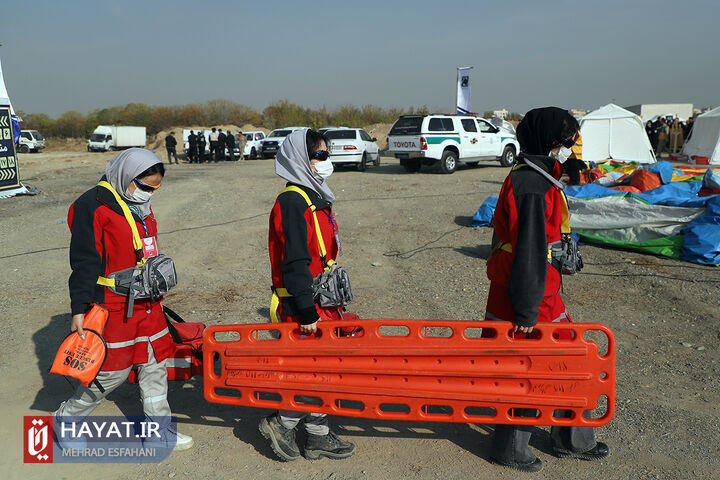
[456,67,472,114]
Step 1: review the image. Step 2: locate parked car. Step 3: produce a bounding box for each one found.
[18,130,45,153]
[260,127,305,159]
[318,126,349,134]
[387,114,520,173]
[325,128,380,171]
[242,131,266,159]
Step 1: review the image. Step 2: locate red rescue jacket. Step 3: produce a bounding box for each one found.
[268,183,341,323]
[68,178,173,370]
[486,155,569,327]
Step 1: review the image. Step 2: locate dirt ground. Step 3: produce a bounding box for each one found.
[1,150,719,480]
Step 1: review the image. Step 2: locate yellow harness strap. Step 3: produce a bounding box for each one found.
[269,186,334,323]
[270,287,291,323]
[492,242,552,261]
[279,186,335,269]
[95,181,146,288]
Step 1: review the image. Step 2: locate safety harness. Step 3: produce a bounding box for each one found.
[95,181,178,317]
[491,159,583,275]
[270,186,339,323]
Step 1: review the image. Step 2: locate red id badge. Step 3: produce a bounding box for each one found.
[142,236,159,258]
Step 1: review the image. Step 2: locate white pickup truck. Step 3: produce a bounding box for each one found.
[242,131,266,159]
[387,114,520,173]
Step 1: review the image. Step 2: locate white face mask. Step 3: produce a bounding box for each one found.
[126,187,153,203]
[551,146,573,164]
[314,159,334,180]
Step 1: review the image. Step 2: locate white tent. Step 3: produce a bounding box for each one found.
[681,106,720,164]
[579,104,656,164]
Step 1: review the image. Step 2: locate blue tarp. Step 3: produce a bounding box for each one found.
[470,196,497,227]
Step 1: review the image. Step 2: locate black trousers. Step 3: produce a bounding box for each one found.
[166,147,178,164]
[491,409,596,464]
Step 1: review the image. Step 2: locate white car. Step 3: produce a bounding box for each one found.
[325,128,380,171]
[242,131,266,159]
[18,130,45,153]
[387,114,520,173]
[260,127,305,159]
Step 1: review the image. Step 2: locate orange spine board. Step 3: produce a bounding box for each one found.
[203,320,615,427]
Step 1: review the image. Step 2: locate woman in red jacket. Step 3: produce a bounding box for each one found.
[260,129,356,462]
[53,148,192,450]
[485,108,608,472]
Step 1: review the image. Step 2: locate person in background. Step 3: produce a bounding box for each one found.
[209,127,219,162]
[646,120,658,151]
[225,130,236,161]
[197,131,207,163]
[187,130,198,163]
[217,129,226,162]
[165,131,178,165]
[656,118,669,158]
[54,148,192,450]
[484,107,609,473]
[684,116,695,141]
[260,128,356,462]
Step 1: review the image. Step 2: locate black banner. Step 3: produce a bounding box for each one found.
[0,105,19,191]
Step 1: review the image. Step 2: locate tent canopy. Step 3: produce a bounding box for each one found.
[580,104,656,164]
[681,106,720,164]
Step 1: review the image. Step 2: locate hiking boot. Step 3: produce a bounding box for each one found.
[554,441,610,460]
[491,456,543,473]
[258,415,301,461]
[304,430,355,460]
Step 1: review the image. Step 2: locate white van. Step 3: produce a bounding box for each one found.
[387,114,520,173]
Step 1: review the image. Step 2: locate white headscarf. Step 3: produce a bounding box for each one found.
[104,148,162,218]
[275,129,335,203]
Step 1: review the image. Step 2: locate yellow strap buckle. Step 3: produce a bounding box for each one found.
[96,276,116,287]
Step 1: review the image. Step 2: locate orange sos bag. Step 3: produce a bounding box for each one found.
[50,304,109,390]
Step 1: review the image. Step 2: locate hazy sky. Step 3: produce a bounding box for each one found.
[1,0,717,117]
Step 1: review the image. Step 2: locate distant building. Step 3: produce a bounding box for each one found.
[493,109,508,120]
[626,103,694,122]
[570,109,589,119]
